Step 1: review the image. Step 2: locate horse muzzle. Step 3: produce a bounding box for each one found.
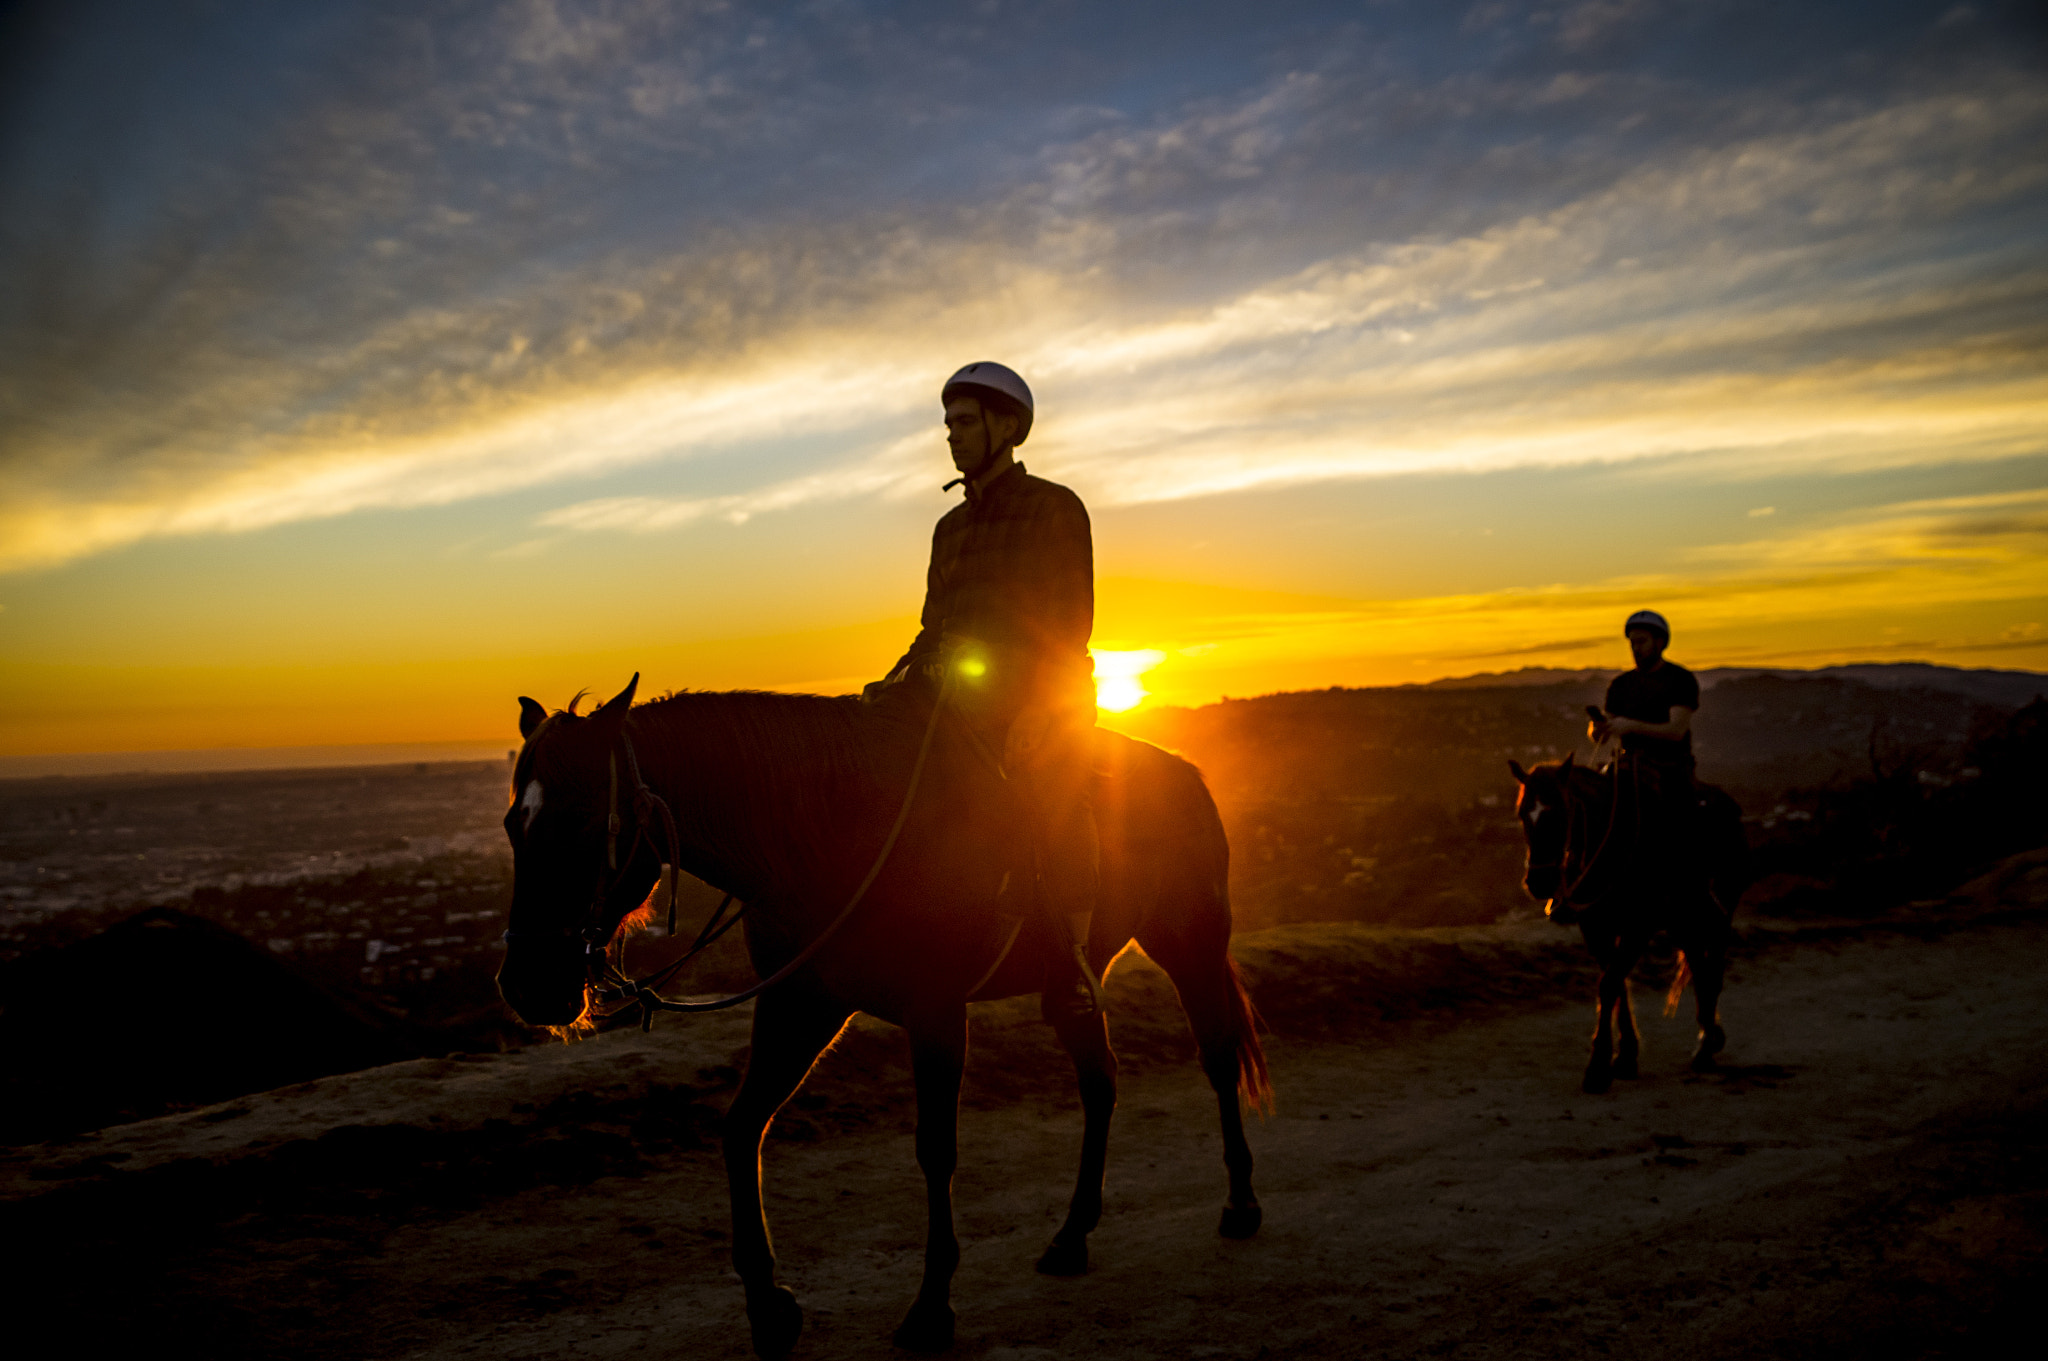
[496,939,594,1027]
[1544,897,1581,926]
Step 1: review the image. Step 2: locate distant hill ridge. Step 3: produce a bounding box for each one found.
[1411,662,2045,709]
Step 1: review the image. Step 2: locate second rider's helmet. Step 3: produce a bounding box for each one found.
[1624,609,1670,642]
[942,362,1034,446]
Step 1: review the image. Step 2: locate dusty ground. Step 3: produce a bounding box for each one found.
[8,856,2047,1360]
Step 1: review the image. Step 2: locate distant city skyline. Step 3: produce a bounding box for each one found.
[4,1,2045,759]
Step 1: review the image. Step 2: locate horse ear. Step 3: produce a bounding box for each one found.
[518,697,546,739]
[1561,750,1576,771]
[1508,759,1528,784]
[592,673,639,728]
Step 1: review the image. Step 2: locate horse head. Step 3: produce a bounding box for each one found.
[496,674,662,1029]
[1508,752,1579,917]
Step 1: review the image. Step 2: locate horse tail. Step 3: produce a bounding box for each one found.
[1124,737,1272,1112]
[1664,950,1691,1018]
[1225,954,1274,1114]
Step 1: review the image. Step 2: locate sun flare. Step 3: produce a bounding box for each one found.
[1093,649,1167,713]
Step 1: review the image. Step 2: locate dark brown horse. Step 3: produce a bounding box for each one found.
[496,676,1268,1357]
[1508,753,1747,1094]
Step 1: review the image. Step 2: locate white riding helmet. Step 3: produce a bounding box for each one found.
[941,361,1034,445]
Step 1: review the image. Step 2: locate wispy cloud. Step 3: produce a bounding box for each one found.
[536,434,933,532]
[1096,479,2048,700]
[3,2,2044,576]
[1686,488,2048,570]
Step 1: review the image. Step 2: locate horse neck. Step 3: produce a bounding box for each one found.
[1557,762,1626,890]
[625,694,881,898]
[1564,764,1612,815]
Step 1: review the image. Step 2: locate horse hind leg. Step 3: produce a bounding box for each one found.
[722,990,853,1360]
[1142,915,1267,1240]
[1205,1017,1264,1239]
[1037,999,1118,1276]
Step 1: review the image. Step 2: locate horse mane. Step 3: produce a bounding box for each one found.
[629,689,901,888]
[1523,756,1605,791]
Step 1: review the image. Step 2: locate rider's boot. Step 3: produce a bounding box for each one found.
[1044,911,1104,1020]
[1069,910,1105,1012]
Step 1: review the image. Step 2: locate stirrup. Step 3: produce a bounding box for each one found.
[1069,942,1106,1016]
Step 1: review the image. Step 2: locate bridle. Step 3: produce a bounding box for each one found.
[501,727,692,965]
[1525,758,1630,918]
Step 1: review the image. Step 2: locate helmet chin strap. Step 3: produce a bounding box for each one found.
[943,420,1011,492]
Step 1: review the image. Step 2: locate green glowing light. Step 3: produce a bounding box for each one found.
[958,657,987,678]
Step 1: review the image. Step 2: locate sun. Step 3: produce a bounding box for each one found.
[1092,649,1166,713]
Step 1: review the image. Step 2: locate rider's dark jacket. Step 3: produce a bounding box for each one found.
[885,461,1093,722]
[1605,660,1699,771]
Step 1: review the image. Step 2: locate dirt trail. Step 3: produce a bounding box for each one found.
[9,892,2047,1359]
[384,918,2047,1360]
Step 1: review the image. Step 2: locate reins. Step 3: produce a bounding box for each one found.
[592,668,958,1029]
[1546,756,1629,911]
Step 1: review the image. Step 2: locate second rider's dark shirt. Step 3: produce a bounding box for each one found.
[1605,661,1699,768]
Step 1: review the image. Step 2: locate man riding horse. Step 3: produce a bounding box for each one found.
[864,361,1105,1017]
[1587,609,1705,870]
[1513,610,1746,1089]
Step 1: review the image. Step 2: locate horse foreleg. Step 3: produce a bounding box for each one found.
[1612,975,1640,1081]
[1038,1004,1118,1275]
[1580,927,1633,1095]
[892,1005,966,1354]
[722,990,851,1360]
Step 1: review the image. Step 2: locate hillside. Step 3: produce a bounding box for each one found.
[1111,664,2040,930]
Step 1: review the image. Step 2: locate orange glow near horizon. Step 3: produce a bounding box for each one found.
[1093,649,1167,713]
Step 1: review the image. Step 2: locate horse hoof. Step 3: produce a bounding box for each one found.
[1613,1052,1640,1081]
[1582,1065,1613,1095]
[891,1299,956,1353]
[1036,1239,1089,1276]
[1218,1202,1263,1240]
[747,1285,803,1359]
[1691,1026,1726,1071]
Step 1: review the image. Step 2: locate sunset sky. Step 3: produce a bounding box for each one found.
[3,0,2045,769]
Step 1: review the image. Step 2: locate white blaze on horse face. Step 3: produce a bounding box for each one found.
[521,779,544,832]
